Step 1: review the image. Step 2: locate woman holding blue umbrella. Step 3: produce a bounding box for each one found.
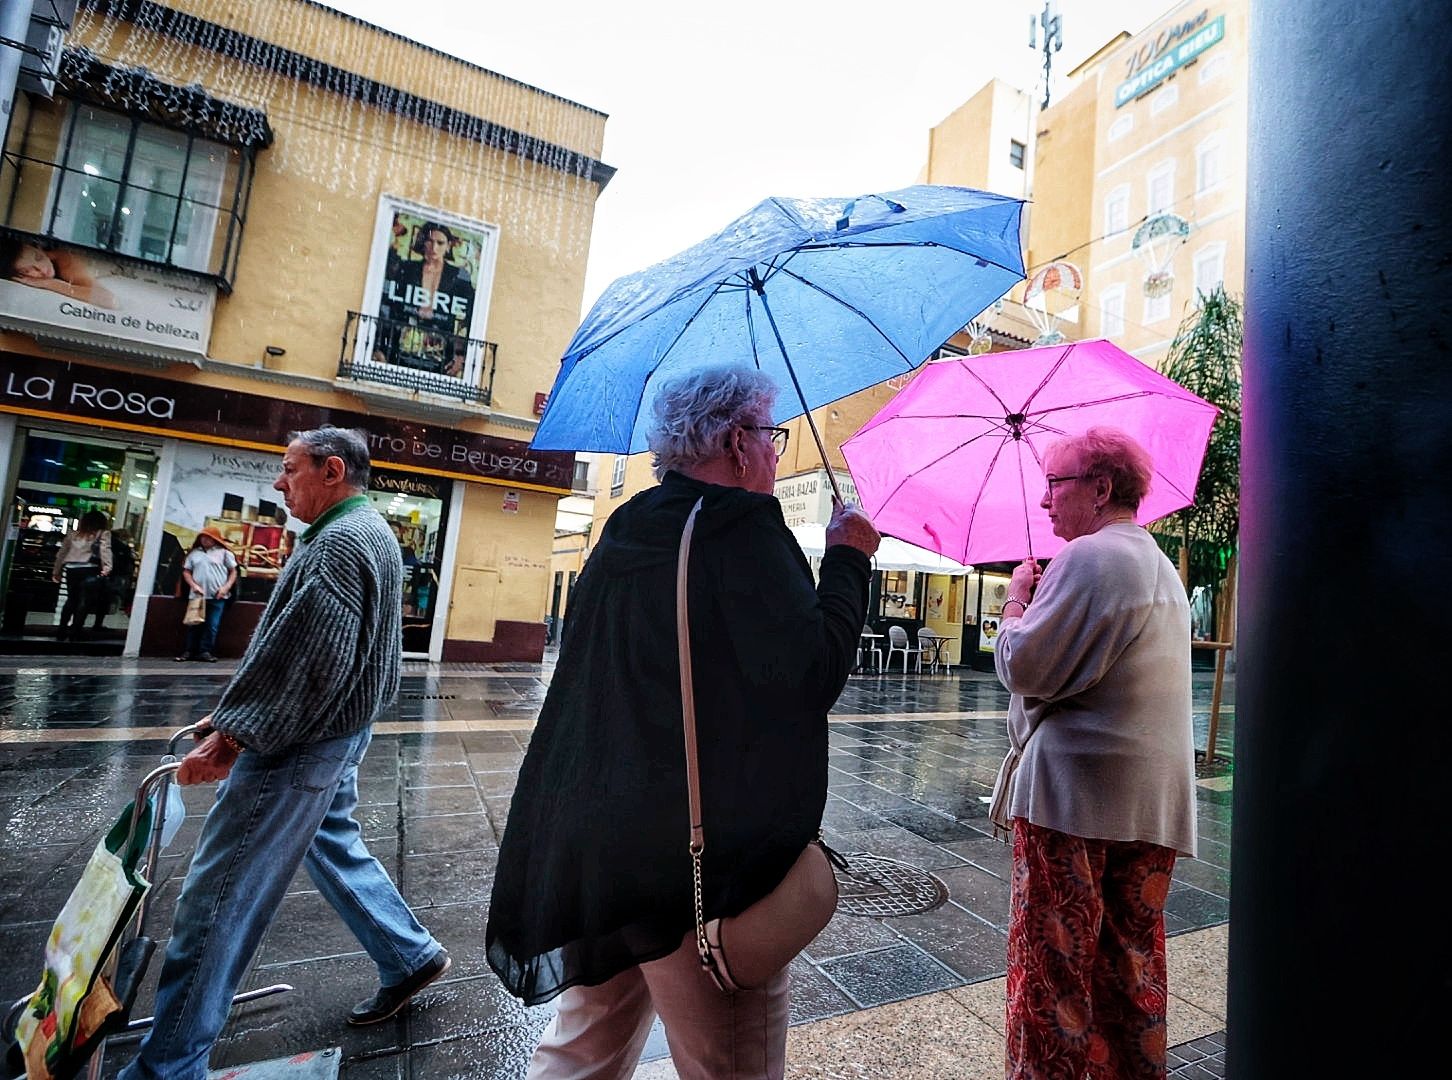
[489,365,879,1078]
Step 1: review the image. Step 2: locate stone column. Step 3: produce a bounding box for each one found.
[1235,0,1451,1073]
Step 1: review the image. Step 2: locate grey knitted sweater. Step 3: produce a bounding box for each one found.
[211,498,403,755]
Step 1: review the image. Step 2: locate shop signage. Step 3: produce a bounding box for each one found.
[0,352,576,492]
[1114,13,1225,108]
[371,471,449,500]
[772,469,858,527]
[0,244,215,357]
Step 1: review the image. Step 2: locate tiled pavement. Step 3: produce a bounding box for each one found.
[0,656,1232,1077]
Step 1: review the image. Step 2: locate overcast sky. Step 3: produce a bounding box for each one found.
[327,0,1175,318]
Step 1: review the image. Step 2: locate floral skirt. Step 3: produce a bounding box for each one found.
[1005,819,1177,1079]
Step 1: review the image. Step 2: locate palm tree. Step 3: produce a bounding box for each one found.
[1152,285,1242,636]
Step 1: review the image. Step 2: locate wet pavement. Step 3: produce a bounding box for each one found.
[0,657,1233,1078]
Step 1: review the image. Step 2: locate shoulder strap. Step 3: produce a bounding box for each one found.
[676,497,714,970]
[677,497,705,853]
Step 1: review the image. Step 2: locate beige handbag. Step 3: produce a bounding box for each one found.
[675,498,841,993]
[182,596,206,626]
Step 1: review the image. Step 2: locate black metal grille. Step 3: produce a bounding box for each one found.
[338,310,496,406]
[834,853,949,917]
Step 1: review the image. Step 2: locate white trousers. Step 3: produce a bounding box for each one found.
[527,932,791,1080]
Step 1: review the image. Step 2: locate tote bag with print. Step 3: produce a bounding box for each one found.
[14,798,153,1080]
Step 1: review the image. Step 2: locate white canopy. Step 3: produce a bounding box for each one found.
[788,524,975,576]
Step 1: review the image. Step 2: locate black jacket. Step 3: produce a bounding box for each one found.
[486,471,870,1004]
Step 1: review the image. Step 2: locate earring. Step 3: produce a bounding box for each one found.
[1094,503,1103,515]
[735,463,747,479]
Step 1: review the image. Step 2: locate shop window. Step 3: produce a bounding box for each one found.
[368,476,452,655]
[2,428,158,645]
[3,98,254,286]
[878,570,919,619]
[1008,139,1026,170]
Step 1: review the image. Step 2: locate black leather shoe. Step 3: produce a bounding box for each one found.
[347,949,450,1025]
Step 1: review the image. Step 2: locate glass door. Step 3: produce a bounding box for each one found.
[0,428,158,646]
[366,474,452,656]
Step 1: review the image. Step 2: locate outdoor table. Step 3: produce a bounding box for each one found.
[922,633,957,673]
[919,633,955,674]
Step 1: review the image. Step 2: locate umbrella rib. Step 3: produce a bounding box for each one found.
[959,436,1018,566]
[772,264,916,370]
[1018,345,1073,415]
[793,239,1023,279]
[873,426,1007,525]
[626,276,748,442]
[1027,390,1160,417]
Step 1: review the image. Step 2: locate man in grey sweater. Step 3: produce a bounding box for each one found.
[120,427,449,1080]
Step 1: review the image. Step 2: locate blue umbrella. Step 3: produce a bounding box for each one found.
[531,184,1026,499]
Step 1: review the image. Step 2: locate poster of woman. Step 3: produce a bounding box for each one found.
[367,199,496,378]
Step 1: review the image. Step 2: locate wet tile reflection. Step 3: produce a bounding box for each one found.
[0,659,1233,1075]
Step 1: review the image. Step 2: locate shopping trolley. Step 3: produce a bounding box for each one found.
[2,725,294,1080]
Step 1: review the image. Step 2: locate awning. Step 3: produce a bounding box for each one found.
[58,47,273,148]
[789,524,974,576]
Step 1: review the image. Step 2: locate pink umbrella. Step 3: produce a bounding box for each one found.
[840,338,1219,564]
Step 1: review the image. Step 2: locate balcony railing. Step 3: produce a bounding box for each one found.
[337,310,496,406]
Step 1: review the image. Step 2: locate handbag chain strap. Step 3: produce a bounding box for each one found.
[675,497,713,970]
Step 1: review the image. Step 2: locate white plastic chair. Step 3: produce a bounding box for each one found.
[885,625,922,673]
[857,626,884,672]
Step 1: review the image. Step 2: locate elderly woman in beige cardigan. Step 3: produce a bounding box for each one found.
[988,427,1196,1080]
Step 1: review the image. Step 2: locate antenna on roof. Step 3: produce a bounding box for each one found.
[1035,0,1064,109]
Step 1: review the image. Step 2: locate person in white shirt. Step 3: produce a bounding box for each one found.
[177,527,238,662]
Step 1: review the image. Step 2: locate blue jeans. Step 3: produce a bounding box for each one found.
[119,728,439,1080]
[184,598,228,658]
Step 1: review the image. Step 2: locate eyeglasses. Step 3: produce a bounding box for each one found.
[743,425,790,457]
[1044,474,1088,492]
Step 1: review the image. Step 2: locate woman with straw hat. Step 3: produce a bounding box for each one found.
[178,526,238,662]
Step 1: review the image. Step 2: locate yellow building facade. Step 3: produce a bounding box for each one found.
[1,0,610,661]
[1029,0,1247,361]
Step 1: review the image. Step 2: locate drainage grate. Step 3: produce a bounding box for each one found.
[400,693,457,700]
[834,853,949,917]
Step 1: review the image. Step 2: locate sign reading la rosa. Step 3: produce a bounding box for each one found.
[1114,11,1225,108]
[0,353,576,491]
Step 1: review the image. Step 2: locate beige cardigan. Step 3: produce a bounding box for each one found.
[988,523,1197,856]
[52,529,112,577]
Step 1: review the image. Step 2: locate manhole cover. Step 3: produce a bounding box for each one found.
[834,853,949,917]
